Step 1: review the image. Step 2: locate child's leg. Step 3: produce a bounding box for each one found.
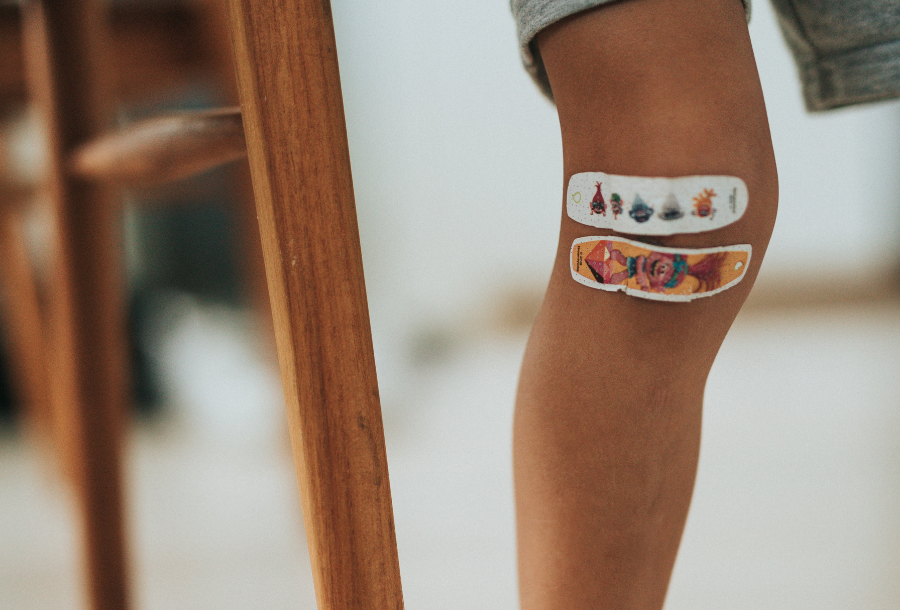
[514,1,778,609]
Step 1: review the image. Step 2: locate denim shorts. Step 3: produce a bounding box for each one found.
[511,0,900,111]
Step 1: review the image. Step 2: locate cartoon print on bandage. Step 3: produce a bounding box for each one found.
[567,172,748,235]
[570,236,751,302]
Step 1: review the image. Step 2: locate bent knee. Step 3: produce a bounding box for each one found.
[543,160,777,373]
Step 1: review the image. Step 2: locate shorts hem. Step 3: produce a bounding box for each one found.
[513,0,751,102]
[800,39,900,111]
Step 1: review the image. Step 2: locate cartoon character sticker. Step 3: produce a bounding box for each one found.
[629,194,654,223]
[691,188,717,219]
[610,193,624,219]
[658,193,684,220]
[590,182,606,216]
[566,172,748,235]
[570,236,751,302]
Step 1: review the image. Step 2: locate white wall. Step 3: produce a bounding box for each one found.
[332,0,560,335]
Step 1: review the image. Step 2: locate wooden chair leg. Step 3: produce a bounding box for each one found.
[0,204,52,440]
[225,1,404,609]
[21,1,131,609]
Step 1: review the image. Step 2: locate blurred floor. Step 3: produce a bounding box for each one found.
[2,299,900,610]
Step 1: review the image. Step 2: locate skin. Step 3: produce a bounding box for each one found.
[513,0,778,609]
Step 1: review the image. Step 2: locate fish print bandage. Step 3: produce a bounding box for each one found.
[567,172,748,235]
[570,236,751,302]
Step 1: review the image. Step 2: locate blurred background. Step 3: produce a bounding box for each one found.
[2,0,900,608]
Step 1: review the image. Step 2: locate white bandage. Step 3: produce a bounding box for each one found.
[567,172,748,235]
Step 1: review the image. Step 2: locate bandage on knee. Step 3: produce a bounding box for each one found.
[567,172,748,235]
[570,236,751,302]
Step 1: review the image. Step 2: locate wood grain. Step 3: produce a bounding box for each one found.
[69,108,245,186]
[21,1,131,609]
[225,0,404,608]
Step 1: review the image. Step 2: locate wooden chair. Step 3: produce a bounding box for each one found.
[0,0,268,449]
[11,0,404,608]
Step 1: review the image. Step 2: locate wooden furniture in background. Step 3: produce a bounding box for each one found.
[22,3,131,610]
[1,1,212,111]
[7,0,405,609]
[0,2,272,433]
[69,107,246,186]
